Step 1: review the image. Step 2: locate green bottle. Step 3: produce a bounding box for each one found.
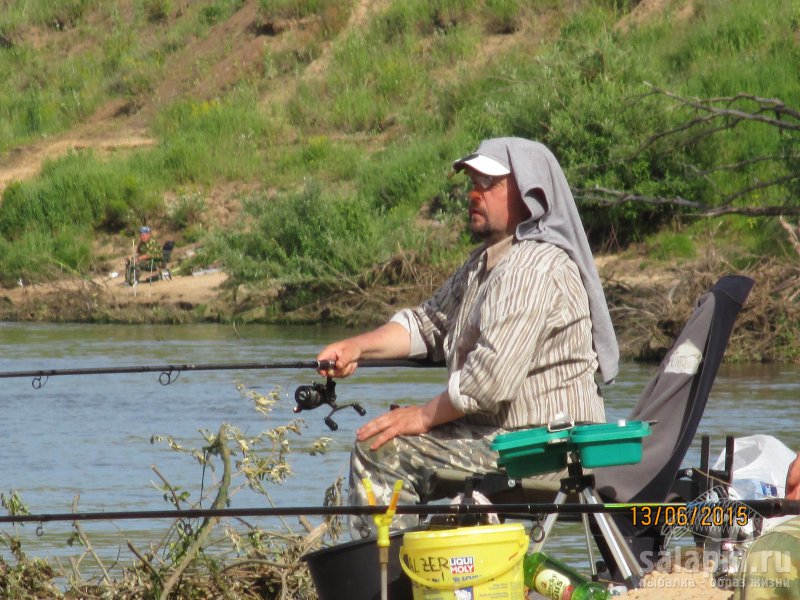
[523,551,611,600]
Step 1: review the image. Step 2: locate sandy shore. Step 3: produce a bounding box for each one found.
[626,566,732,600]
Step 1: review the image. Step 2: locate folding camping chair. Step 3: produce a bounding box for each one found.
[160,240,175,280]
[591,274,754,578]
[424,274,755,587]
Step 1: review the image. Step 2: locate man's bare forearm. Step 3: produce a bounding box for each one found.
[347,322,412,359]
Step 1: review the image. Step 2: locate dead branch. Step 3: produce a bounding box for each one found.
[779,216,800,257]
[159,425,232,600]
[644,84,800,130]
[689,154,797,177]
[573,186,700,208]
[573,185,800,217]
[71,496,111,584]
[593,85,800,219]
[699,204,800,217]
[719,173,800,206]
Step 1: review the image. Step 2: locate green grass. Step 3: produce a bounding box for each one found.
[286,1,485,135]
[208,182,394,282]
[0,224,93,285]
[148,94,276,183]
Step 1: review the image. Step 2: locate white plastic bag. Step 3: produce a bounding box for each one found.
[712,434,796,531]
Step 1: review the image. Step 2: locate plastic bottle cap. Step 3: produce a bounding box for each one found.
[609,584,628,596]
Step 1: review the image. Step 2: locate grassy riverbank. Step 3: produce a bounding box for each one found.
[1,0,800,362]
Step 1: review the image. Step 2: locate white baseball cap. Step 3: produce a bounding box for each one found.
[452,152,510,176]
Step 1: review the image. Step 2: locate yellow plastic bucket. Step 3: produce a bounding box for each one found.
[400,523,528,600]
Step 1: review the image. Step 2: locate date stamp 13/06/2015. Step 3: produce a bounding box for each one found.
[629,503,751,529]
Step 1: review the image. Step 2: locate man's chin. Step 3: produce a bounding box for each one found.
[469,228,490,243]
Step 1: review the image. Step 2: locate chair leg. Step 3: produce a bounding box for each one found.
[583,487,643,588]
[529,487,643,589]
[580,511,599,578]
[126,262,138,286]
[590,513,663,587]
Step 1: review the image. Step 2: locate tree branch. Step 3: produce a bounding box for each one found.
[646,84,800,129]
[573,185,800,217]
[71,496,111,584]
[779,216,800,257]
[573,186,700,208]
[159,425,232,600]
[719,173,800,206]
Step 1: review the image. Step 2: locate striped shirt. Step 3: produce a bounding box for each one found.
[392,236,605,429]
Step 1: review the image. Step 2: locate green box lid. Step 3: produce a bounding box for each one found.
[491,426,570,453]
[492,427,572,477]
[570,420,651,445]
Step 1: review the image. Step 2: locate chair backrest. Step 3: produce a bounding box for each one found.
[593,275,754,503]
[162,240,175,263]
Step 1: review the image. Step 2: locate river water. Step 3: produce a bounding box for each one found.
[1,321,799,575]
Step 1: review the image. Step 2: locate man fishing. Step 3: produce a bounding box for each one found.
[316,137,618,539]
[125,226,164,285]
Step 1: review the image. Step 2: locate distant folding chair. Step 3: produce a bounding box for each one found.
[160,240,175,280]
[162,240,175,263]
[424,274,754,586]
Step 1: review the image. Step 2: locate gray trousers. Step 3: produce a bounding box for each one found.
[347,420,562,539]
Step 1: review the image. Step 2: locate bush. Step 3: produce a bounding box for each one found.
[0,225,92,285]
[210,182,394,282]
[0,151,162,238]
[357,136,466,213]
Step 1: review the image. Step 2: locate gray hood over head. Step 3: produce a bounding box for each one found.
[454,137,619,383]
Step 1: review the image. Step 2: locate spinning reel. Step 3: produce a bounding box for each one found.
[293,376,366,430]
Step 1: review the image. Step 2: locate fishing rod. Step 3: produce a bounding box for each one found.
[2,499,799,527]
[0,358,438,386]
[1,358,441,430]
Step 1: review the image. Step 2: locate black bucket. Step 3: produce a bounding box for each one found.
[302,531,413,600]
